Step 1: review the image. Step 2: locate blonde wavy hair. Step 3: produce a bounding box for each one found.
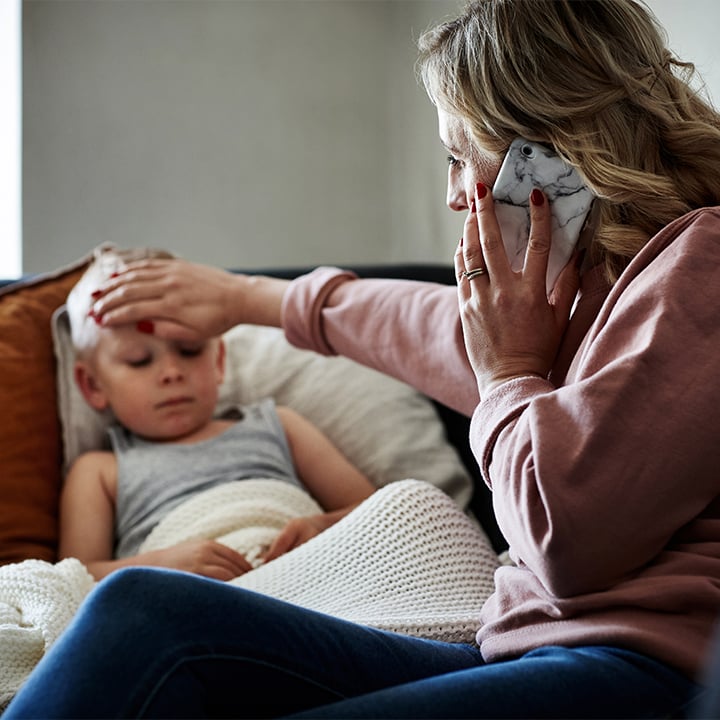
[417,0,720,282]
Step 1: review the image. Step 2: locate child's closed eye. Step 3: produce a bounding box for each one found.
[177,344,205,358]
[126,355,152,368]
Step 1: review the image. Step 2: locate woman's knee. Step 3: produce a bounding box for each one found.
[85,567,179,609]
[78,568,219,634]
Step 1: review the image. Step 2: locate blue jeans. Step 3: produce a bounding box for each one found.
[5,568,700,718]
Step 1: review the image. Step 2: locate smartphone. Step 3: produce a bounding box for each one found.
[492,138,595,293]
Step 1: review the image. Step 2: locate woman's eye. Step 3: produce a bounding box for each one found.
[447,154,460,167]
[127,356,151,368]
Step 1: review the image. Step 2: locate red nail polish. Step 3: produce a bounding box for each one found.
[530,188,545,206]
[110,272,119,279]
[91,290,102,299]
[136,320,155,334]
[459,236,464,247]
[475,182,488,199]
[470,199,477,213]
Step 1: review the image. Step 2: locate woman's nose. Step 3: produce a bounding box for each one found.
[446,177,469,212]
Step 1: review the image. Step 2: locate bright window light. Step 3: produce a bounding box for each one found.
[0,0,22,279]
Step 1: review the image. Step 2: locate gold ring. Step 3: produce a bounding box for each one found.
[463,268,488,280]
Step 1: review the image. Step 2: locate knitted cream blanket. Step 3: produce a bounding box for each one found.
[0,558,95,710]
[230,479,500,642]
[0,479,500,710]
[139,478,325,568]
[142,478,499,642]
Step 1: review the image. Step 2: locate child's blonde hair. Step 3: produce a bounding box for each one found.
[67,246,174,357]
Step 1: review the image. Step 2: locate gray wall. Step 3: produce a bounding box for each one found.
[22,0,462,273]
[22,0,719,274]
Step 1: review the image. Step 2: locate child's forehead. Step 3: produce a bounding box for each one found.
[96,325,159,352]
[96,327,212,353]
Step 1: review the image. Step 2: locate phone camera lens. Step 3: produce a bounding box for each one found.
[521,144,535,158]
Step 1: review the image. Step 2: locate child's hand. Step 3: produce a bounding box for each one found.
[152,539,253,580]
[262,515,333,563]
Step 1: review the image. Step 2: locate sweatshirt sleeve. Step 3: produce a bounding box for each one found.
[470,209,720,598]
[281,267,478,416]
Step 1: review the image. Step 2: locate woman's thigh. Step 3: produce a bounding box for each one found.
[292,645,700,719]
[5,567,484,718]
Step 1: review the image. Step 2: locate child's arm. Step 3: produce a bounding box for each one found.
[59,451,120,576]
[60,451,253,581]
[264,406,376,561]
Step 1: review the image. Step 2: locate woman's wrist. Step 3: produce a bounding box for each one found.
[478,371,547,398]
[228,273,289,329]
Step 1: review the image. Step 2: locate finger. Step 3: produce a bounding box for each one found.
[472,182,512,281]
[461,196,484,276]
[120,258,173,274]
[93,286,200,339]
[93,264,168,302]
[205,563,249,582]
[232,551,254,574]
[90,260,179,316]
[454,237,469,286]
[93,299,163,329]
[263,528,298,563]
[204,566,240,582]
[214,545,254,575]
[91,282,166,323]
[549,250,582,328]
[523,188,552,290]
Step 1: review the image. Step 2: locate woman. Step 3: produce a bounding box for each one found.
[7,0,719,717]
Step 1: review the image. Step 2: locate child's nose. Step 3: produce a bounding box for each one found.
[159,358,184,383]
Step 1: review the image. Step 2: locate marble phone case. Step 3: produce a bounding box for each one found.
[492,138,594,292]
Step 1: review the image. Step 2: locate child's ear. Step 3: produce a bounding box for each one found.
[215,339,226,386]
[74,361,109,411]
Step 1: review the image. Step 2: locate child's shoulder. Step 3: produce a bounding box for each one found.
[64,450,118,495]
[274,405,317,433]
[274,404,300,422]
[68,449,116,475]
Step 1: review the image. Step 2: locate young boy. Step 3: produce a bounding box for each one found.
[61,248,375,581]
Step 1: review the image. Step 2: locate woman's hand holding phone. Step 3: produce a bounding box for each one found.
[455,181,581,398]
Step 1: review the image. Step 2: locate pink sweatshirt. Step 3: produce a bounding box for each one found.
[281,207,720,680]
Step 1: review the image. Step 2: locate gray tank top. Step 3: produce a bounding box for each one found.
[111,398,300,558]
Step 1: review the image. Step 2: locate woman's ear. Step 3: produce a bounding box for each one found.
[74,361,109,411]
[215,339,226,386]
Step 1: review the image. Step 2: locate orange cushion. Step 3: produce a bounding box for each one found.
[0,259,89,565]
